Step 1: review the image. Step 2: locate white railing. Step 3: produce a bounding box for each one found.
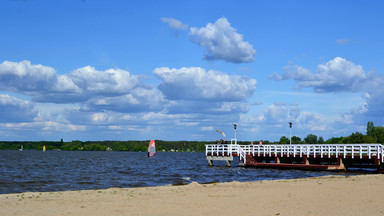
[205,144,233,156]
[238,146,246,164]
[206,143,384,162]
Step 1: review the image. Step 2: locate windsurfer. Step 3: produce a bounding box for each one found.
[148,140,156,157]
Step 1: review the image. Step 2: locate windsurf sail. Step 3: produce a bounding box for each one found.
[43,145,46,152]
[148,140,156,157]
[216,129,226,137]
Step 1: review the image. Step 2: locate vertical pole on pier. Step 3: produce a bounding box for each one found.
[289,122,292,145]
[233,123,237,141]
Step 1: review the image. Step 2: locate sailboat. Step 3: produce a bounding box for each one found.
[147,140,156,157]
[19,145,23,151]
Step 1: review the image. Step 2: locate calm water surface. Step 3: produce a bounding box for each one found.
[0,150,356,194]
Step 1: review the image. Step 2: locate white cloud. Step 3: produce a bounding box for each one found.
[0,94,37,122]
[0,60,258,141]
[189,17,256,63]
[153,66,257,101]
[201,126,214,131]
[347,74,384,123]
[108,125,121,130]
[67,66,142,95]
[42,121,86,132]
[211,101,250,113]
[0,60,56,93]
[0,61,162,112]
[271,57,367,92]
[53,75,81,93]
[92,113,109,123]
[261,103,300,124]
[161,17,188,30]
[270,57,384,133]
[83,87,167,113]
[296,112,327,132]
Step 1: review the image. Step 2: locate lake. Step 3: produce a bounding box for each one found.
[0,150,355,194]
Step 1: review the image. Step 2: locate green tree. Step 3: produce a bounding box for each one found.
[291,136,301,144]
[62,140,83,151]
[367,121,375,137]
[326,137,343,144]
[373,126,384,144]
[318,136,325,144]
[279,136,290,144]
[304,134,317,144]
[342,132,375,143]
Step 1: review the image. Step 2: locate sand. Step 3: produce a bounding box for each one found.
[1,174,384,216]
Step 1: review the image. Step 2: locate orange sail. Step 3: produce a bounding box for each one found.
[148,140,156,157]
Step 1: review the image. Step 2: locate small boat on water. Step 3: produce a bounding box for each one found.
[147,140,156,157]
[19,145,23,151]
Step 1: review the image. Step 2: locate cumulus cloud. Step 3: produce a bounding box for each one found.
[0,61,162,112]
[0,60,56,93]
[83,87,167,113]
[166,100,250,115]
[64,66,142,95]
[0,94,37,122]
[0,60,260,140]
[260,103,300,124]
[270,57,367,92]
[271,57,384,130]
[242,102,332,140]
[189,17,256,63]
[161,17,188,30]
[35,66,148,105]
[296,112,327,131]
[153,66,257,101]
[41,121,86,132]
[348,74,384,123]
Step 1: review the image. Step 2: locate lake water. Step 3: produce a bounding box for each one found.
[0,150,357,194]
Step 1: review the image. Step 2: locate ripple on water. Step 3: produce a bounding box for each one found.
[0,150,361,194]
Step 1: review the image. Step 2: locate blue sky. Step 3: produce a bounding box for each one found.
[0,0,383,142]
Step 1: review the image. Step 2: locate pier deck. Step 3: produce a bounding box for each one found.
[206,143,384,171]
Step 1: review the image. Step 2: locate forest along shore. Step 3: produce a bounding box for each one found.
[1,174,384,216]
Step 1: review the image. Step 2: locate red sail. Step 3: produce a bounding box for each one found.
[148,140,156,157]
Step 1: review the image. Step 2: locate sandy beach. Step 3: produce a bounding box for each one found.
[1,174,384,216]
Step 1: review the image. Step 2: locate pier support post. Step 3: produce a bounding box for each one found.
[275,157,280,164]
[303,155,310,165]
[337,156,346,170]
[208,160,213,166]
[379,161,384,172]
[226,160,231,167]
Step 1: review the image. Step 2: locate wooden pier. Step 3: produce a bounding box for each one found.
[206,142,384,171]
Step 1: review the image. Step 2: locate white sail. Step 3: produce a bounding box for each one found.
[216,129,226,137]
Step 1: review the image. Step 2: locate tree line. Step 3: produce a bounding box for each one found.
[0,140,211,152]
[275,121,384,145]
[0,121,383,152]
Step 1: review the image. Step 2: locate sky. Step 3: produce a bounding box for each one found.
[0,0,383,142]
